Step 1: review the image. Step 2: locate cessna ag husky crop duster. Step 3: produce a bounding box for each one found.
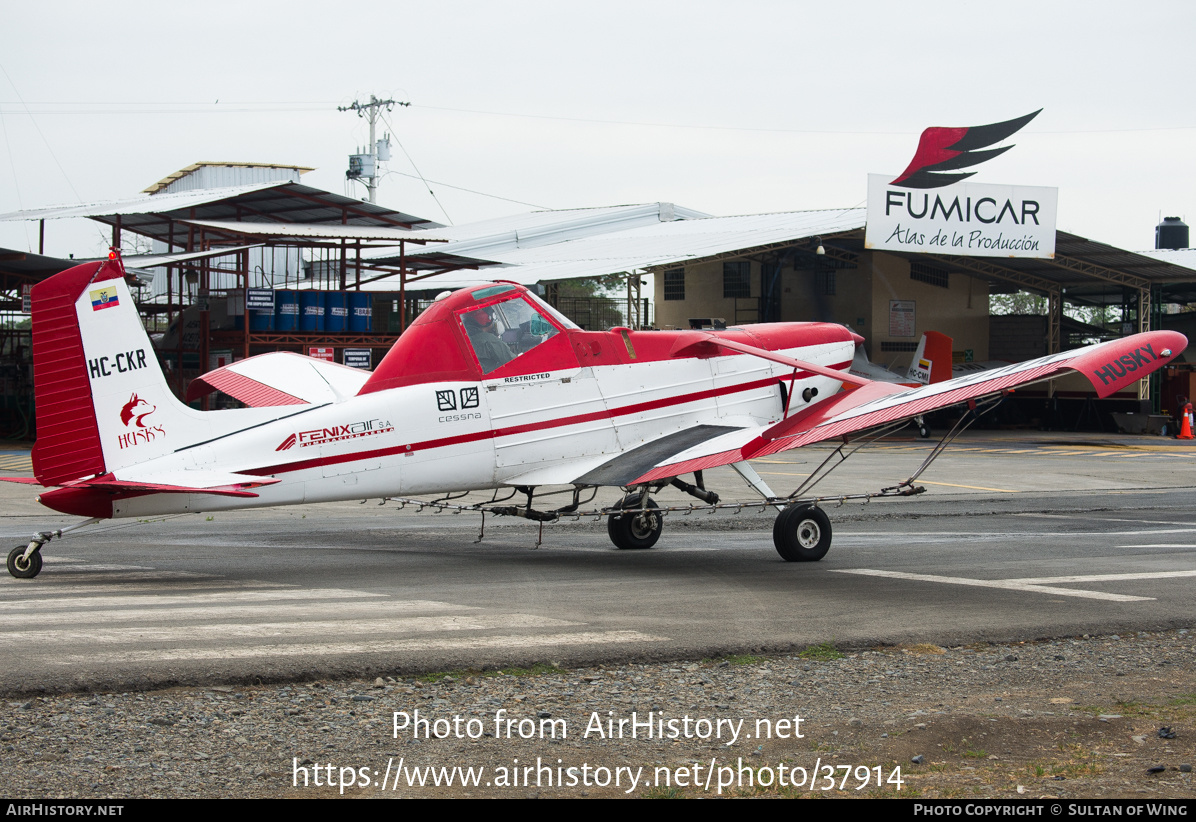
[4,253,1186,578]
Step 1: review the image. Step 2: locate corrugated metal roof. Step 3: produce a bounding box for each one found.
[1137,247,1196,273]
[402,202,710,244]
[176,219,432,242]
[0,182,441,246]
[143,162,314,195]
[0,182,285,221]
[367,202,710,263]
[122,244,264,268]
[359,207,866,289]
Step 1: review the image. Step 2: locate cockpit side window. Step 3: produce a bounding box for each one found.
[458,295,561,375]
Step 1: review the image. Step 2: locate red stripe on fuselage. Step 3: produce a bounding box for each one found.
[245,362,850,477]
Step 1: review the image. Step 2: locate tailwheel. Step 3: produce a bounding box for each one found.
[773,505,832,562]
[608,494,663,550]
[8,545,43,579]
[915,415,931,439]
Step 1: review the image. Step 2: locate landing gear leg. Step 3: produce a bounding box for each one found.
[608,492,663,550]
[5,518,100,579]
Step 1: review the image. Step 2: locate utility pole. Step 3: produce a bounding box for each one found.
[338,95,409,203]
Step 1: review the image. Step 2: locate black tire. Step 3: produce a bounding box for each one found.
[608,495,663,550]
[917,424,931,439]
[773,505,832,562]
[8,546,43,579]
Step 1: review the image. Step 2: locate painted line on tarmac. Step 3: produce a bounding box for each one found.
[48,630,668,664]
[2,570,218,583]
[1115,544,1196,549]
[0,614,578,645]
[0,579,292,596]
[1004,570,1196,585]
[918,480,1020,493]
[835,569,1155,602]
[0,599,480,627]
[0,588,396,610]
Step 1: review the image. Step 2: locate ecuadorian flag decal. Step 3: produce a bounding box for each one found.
[89,287,120,311]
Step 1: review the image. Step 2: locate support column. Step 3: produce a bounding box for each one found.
[1046,289,1062,400]
[399,240,407,332]
[1138,286,1151,401]
[1047,289,1062,355]
[242,247,251,362]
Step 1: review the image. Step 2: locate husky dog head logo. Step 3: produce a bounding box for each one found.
[119,393,156,428]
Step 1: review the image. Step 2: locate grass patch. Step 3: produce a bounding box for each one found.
[721,654,764,666]
[1169,693,1196,706]
[642,786,686,799]
[798,642,844,661]
[416,670,471,683]
[1027,755,1102,780]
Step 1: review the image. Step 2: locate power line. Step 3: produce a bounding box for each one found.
[4,99,1195,136]
[0,63,82,202]
[379,170,550,210]
[412,103,1196,136]
[380,109,453,226]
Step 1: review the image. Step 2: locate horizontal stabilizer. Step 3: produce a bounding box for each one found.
[186,351,371,406]
[61,470,280,497]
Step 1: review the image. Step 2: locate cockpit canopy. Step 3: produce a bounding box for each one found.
[359,282,580,394]
[457,286,573,374]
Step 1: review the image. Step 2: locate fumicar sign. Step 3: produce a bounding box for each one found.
[865,110,1057,259]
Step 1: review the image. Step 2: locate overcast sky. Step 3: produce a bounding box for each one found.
[1,0,1192,258]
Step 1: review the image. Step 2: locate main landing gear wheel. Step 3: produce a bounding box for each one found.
[608,495,663,550]
[7,546,43,579]
[773,505,832,562]
[917,424,931,439]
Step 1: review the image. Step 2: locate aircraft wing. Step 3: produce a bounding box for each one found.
[185,351,371,407]
[629,330,1185,483]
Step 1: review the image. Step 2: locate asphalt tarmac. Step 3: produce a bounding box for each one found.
[1,429,1194,696]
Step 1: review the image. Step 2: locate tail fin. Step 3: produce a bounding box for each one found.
[904,331,953,385]
[30,254,210,485]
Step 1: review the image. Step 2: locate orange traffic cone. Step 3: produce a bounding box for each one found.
[1179,411,1194,440]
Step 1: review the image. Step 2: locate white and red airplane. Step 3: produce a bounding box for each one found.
[4,252,1187,578]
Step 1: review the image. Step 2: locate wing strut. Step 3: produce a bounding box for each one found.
[730,462,784,512]
[878,396,1002,497]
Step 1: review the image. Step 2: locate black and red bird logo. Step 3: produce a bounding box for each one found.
[891,109,1041,189]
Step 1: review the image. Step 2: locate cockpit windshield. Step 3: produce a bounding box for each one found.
[458,295,562,374]
[526,292,580,330]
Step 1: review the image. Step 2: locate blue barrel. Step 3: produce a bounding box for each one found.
[249,309,273,331]
[300,291,325,332]
[276,290,299,331]
[325,292,348,333]
[249,301,274,332]
[348,292,372,332]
